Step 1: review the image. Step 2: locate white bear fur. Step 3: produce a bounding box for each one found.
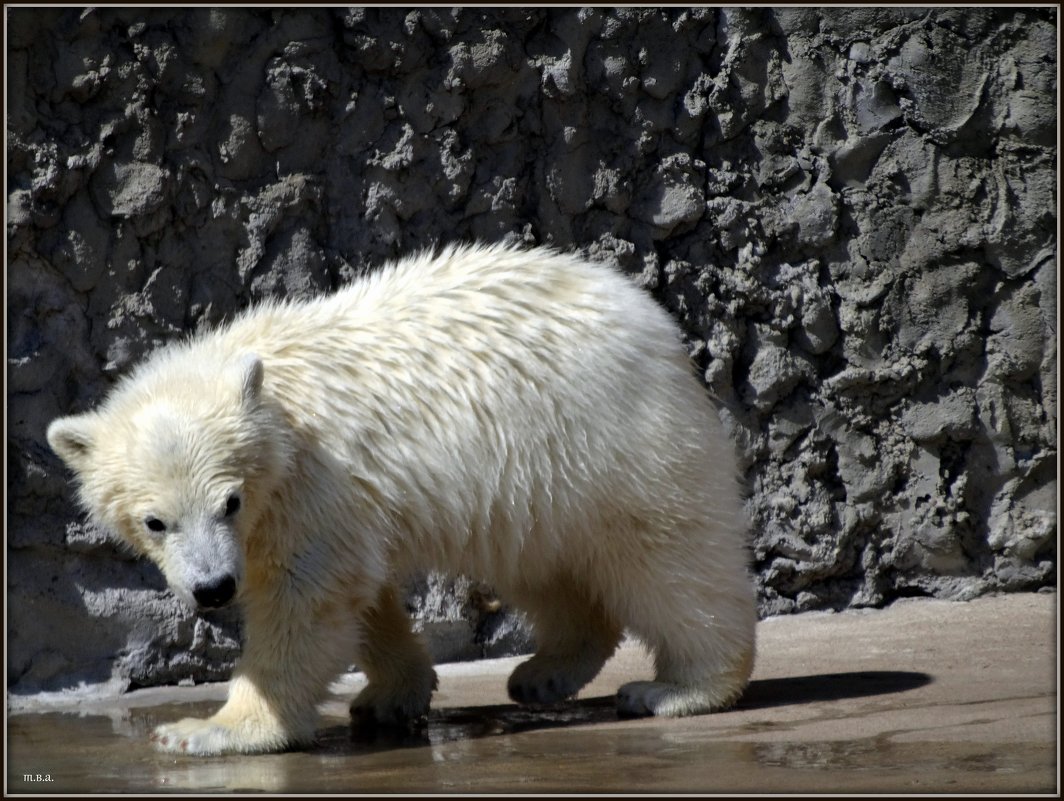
[47,242,757,755]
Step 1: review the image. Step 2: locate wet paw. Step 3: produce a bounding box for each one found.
[151,718,237,755]
[150,716,291,755]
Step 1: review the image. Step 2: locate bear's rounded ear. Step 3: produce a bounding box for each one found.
[238,353,264,404]
[47,414,98,473]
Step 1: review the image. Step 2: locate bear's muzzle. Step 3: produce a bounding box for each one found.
[192,575,237,609]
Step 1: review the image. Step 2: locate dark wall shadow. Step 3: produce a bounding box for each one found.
[314,670,933,755]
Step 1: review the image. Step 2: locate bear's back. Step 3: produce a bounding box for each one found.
[125,243,739,581]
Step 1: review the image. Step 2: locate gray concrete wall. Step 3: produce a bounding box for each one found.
[7,7,1056,693]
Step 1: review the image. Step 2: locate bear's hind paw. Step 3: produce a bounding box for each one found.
[617,680,739,718]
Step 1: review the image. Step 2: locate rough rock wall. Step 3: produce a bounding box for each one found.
[7,7,1057,693]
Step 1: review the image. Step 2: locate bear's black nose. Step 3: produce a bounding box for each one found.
[192,576,236,609]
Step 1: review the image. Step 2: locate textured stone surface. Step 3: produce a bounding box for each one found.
[6,7,1056,693]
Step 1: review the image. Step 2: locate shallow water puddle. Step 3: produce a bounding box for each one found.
[7,698,1054,794]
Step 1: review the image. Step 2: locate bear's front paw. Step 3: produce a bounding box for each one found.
[150,717,290,756]
[151,718,233,755]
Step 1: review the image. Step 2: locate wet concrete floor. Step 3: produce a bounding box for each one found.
[7,592,1057,794]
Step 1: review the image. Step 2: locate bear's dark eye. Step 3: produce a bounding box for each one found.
[145,517,167,533]
[224,494,241,517]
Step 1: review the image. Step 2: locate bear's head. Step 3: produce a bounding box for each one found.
[47,352,288,611]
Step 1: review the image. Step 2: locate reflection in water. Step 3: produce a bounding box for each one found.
[8,699,626,793]
[6,671,1053,794]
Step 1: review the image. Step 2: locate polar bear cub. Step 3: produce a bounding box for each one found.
[47,243,757,755]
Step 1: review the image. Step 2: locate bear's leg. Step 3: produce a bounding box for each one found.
[349,583,438,730]
[507,585,622,705]
[614,574,756,717]
[152,594,356,755]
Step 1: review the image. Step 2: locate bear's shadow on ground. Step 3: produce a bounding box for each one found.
[314,670,933,755]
